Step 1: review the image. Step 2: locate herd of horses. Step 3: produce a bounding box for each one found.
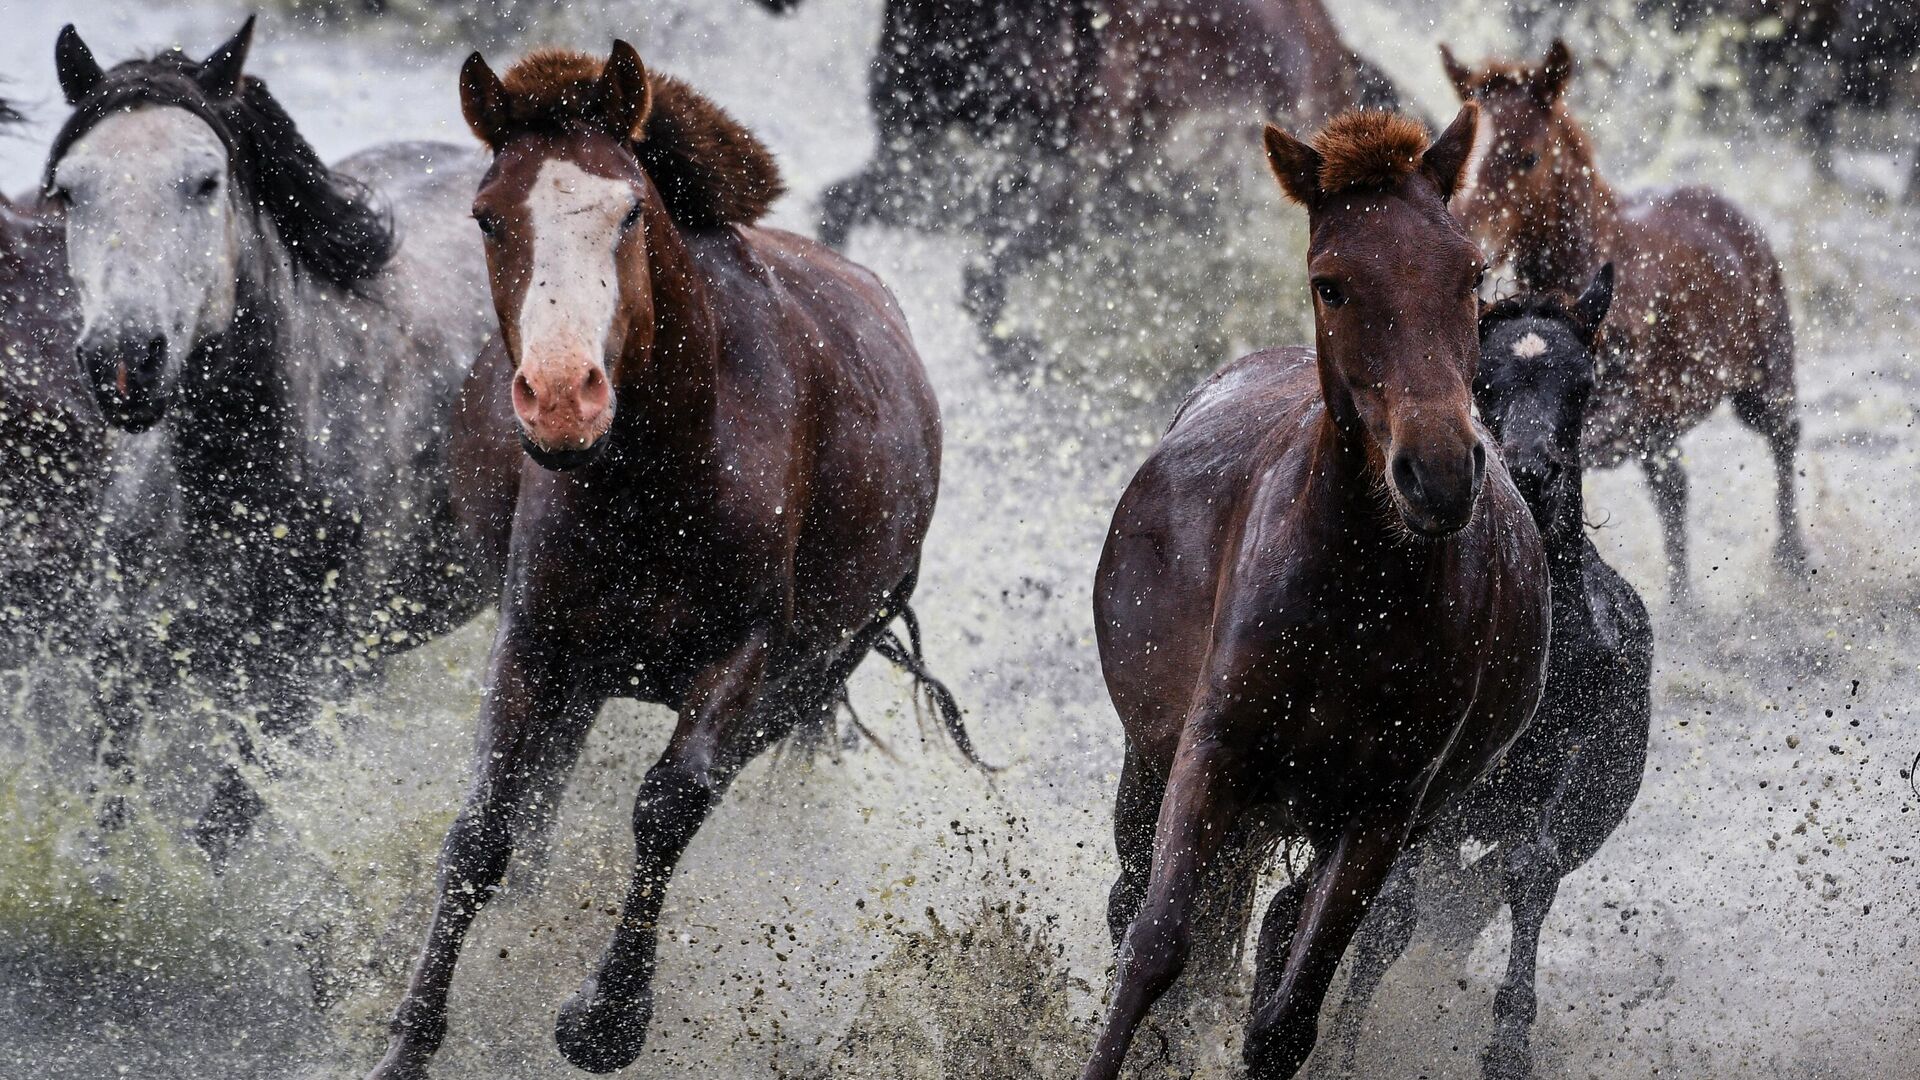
[0,3,1822,1078]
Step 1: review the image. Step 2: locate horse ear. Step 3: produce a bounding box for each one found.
[1573,262,1615,337]
[599,40,653,140]
[1538,38,1574,101]
[1263,123,1321,207]
[197,15,255,99]
[460,52,513,149]
[55,25,104,105]
[1439,43,1473,99]
[1422,102,1483,203]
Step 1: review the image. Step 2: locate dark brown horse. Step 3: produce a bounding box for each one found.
[369,42,972,1079]
[760,0,1398,357]
[1443,39,1804,599]
[0,156,102,668]
[1084,106,1551,1080]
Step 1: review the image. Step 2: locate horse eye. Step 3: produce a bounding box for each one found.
[1518,151,1541,170]
[619,201,643,233]
[190,175,220,199]
[474,210,500,238]
[1313,280,1348,308]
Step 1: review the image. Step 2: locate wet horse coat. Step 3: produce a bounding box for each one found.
[46,20,499,854]
[370,43,965,1079]
[1084,107,1551,1080]
[1443,39,1804,598]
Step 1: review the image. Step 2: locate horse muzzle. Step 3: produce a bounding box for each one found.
[1388,438,1487,538]
[78,333,170,432]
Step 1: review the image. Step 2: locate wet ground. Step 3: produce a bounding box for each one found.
[1,2,1918,1078]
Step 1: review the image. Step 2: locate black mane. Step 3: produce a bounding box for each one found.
[46,52,393,288]
[1479,290,1579,332]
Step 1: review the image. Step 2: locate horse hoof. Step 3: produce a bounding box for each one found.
[1240,1024,1314,1080]
[1774,538,1812,577]
[555,975,653,1074]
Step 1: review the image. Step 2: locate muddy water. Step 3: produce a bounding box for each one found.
[1,2,1917,1078]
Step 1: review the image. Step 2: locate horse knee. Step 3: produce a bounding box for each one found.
[1116,913,1190,1001]
[441,807,515,900]
[632,753,720,837]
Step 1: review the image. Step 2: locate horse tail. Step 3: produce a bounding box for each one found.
[873,604,995,772]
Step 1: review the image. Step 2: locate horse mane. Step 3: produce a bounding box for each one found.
[45,52,394,289]
[498,49,785,229]
[1310,110,1433,195]
[1481,290,1579,331]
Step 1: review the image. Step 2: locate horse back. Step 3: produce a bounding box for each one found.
[1587,185,1794,458]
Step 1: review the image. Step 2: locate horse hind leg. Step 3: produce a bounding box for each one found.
[1325,859,1419,1079]
[1106,748,1166,950]
[1730,382,1809,574]
[1640,445,1691,604]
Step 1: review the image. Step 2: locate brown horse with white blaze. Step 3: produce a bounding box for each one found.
[369,42,971,1079]
[1083,105,1551,1080]
[1442,38,1805,599]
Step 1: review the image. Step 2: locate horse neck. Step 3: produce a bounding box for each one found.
[609,191,723,476]
[1541,462,1590,589]
[1513,114,1622,293]
[166,227,301,519]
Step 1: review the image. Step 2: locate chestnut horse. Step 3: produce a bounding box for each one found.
[0,103,102,668]
[1084,106,1551,1080]
[369,43,971,1079]
[760,0,1398,358]
[1329,266,1654,1080]
[1443,39,1804,599]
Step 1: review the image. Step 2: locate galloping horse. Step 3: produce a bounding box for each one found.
[760,0,1398,357]
[47,19,500,857]
[369,42,969,1078]
[1083,106,1551,1080]
[1329,266,1654,1080]
[0,101,102,668]
[1443,39,1805,599]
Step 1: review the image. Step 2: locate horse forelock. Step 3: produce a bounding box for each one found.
[496,49,785,229]
[46,53,394,290]
[1310,110,1433,197]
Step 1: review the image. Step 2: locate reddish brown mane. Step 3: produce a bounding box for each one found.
[1309,110,1435,196]
[496,48,785,229]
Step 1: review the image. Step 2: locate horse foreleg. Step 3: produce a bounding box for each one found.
[1640,446,1690,603]
[1481,836,1563,1080]
[1106,746,1168,949]
[820,163,890,249]
[1242,800,1419,1080]
[1080,730,1248,1080]
[1325,858,1419,1079]
[368,640,596,1080]
[555,630,781,1074]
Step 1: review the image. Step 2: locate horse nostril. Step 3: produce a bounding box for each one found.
[1390,452,1422,501]
[145,336,167,368]
[514,372,538,406]
[1470,441,1487,487]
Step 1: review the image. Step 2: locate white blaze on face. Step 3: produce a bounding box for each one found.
[1511,331,1549,359]
[517,159,632,378]
[54,107,240,368]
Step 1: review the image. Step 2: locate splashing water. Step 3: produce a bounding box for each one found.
[2,1,1919,1078]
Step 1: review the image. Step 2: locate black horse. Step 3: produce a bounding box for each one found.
[1327,264,1655,1080]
